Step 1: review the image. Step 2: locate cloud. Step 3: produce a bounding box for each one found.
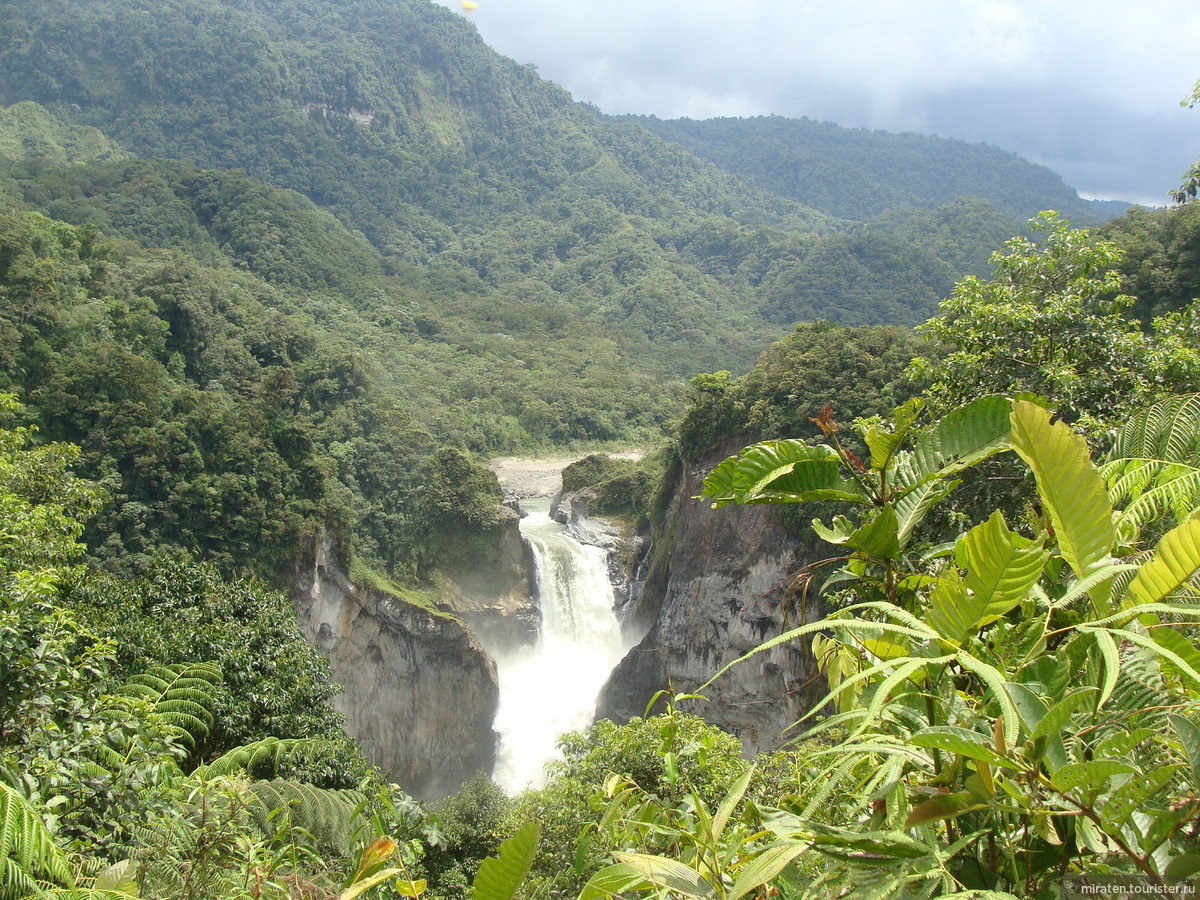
[438,0,1200,202]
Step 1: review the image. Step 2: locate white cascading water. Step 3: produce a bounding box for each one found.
[491,498,630,794]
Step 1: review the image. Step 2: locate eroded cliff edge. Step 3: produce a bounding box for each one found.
[596,436,827,753]
[291,536,503,801]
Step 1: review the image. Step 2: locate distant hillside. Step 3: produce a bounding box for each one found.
[0,100,132,166]
[0,0,1122,359]
[629,114,1125,225]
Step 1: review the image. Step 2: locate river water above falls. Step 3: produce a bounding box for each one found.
[491,498,630,793]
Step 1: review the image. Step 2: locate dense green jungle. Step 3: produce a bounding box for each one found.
[4,0,1200,896]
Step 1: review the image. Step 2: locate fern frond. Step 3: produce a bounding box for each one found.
[1110,394,1200,464]
[0,859,39,900]
[198,737,339,779]
[1105,394,1200,538]
[248,779,367,857]
[117,662,222,749]
[1091,644,1178,738]
[1105,459,1200,536]
[0,783,73,896]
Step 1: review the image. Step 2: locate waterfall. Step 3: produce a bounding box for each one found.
[491,498,629,794]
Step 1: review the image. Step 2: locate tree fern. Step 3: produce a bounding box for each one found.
[197,737,340,780]
[247,779,366,858]
[116,663,221,751]
[0,782,74,899]
[1104,394,1200,539]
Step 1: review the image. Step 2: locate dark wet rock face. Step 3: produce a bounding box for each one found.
[597,437,827,753]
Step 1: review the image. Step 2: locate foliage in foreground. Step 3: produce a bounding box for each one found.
[0,396,438,899]
[628,393,1200,899]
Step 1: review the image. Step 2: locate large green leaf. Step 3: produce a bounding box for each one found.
[890,451,959,549]
[338,868,408,900]
[961,512,1048,614]
[1049,760,1136,797]
[471,822,540,900]
[864,397,924,471]
[1009,399,1114,611]
[611,853,717,900]
[701,440,865,507]
[813,506,900,560]
[929,511,1047,645]
[910,394,1014,479]
[712,766,754,848]
[802,822,930,860]
[926,570,974,646]
[727,843,809,900]
[1169,714,1200,790]
[904,791,985,827]
[908,727,1019,770]
[579,863,651,900]
[1124,518,1200,608]
[93,860,138,896]
[886,394,1014,547]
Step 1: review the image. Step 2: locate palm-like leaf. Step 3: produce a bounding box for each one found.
[1,782,74,898]
[118,662,222,750]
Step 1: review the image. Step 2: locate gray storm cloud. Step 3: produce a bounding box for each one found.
[437,0,1200,203]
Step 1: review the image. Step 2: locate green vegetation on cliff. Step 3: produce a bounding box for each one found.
[5,0,1199,896]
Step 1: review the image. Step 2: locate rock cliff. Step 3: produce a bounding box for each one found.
[596,436,827,753]
[438,503,540,652]
[291,537,501,800]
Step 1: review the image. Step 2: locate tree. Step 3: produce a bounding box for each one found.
[1171,79,1200,204]
[504,710,752,899]
[0,395,434,898]
[0,394,106,747]
[684,396,1200,898]
[908,213,1199,437]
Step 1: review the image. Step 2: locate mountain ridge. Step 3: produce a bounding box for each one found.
[0,0,1123,362]
[624,113,1125,224]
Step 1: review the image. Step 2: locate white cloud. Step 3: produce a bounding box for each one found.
[435,0,1200,201]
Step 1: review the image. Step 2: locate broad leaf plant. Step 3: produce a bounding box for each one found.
[588,395,1200,900]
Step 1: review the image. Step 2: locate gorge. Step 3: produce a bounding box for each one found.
[286,447,832,800]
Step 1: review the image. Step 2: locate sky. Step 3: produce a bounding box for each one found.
[432,0,1200,206]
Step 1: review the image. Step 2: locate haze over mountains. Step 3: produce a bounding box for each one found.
[1,0,1124,382]
[0,0,1137,480]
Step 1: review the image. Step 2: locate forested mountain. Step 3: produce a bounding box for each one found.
[0,0,1149,596]
[6,0,1200,893]
[630,114,1128,223]
[0,0,1122,359]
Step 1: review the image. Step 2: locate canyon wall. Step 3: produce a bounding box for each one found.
[596,436,828,753]
[291,536,507,800]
